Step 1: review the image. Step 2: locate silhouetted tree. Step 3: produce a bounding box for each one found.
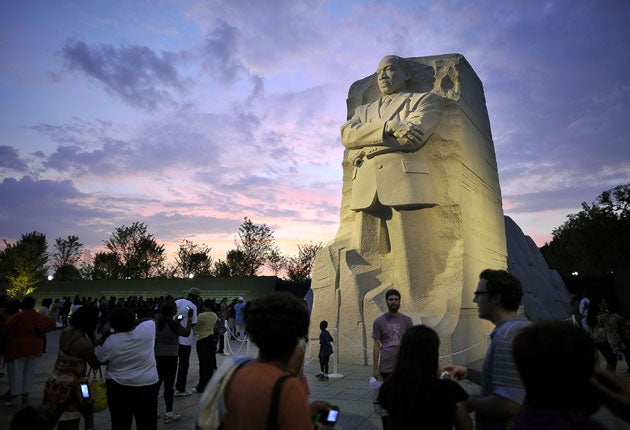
[101,222,166,279]
[52,235,84,280]
[266,246,287,277]
[93,251,120,280]
[285,242,324,281]
[540,183,630,276]
[235,217,275,276]
[211,259,231,277]
[175,240,213,278]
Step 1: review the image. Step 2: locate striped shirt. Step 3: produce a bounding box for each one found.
[479,315,530,430]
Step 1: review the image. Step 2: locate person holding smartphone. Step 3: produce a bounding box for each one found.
[174,288,199,397]
[155,301,193,424]
[42,305,100,430]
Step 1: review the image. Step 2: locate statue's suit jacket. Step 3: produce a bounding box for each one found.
[341,91,443,211]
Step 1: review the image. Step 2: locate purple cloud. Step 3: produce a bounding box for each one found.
[0,146,29,172]
[60,39,188,111]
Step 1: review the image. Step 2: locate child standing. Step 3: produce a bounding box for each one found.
[317,320,333,380]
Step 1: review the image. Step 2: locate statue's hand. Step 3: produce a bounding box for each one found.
[385,121,425,147]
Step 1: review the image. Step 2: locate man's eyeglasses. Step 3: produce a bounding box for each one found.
[473,291,489,298]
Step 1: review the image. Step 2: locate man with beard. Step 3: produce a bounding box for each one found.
[372,288,413,429]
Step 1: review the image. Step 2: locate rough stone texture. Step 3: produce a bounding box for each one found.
[310,54,505,365]
[505,215,571,321]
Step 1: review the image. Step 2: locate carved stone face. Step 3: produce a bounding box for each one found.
[377,56,410,95]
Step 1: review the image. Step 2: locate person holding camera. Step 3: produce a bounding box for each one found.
[155,301,193,424]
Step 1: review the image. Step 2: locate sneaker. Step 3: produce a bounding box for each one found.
[323,375,329,380]
[164,412,181,424]
[174,390,192,397]
[21,393,30,405]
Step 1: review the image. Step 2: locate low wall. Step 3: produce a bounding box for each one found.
[31,276,282,302]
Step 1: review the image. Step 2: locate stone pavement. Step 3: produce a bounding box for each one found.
[0,329,628,429]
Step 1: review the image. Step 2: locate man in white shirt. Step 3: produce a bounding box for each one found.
[174,288,199,397]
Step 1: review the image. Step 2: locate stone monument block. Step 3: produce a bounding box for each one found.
[311,54,505,365]
[504,216,571,321]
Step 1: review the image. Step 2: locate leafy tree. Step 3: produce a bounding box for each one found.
[285,242,324,281]
[78,261,95,280]
[103,222,166,279]
[235,217,275,276]
[93,251,120,280]
[211,259,232,277]
[266,247,287,277]
[0,231,48,298]
[175,240,213,278]
[52,235,84,280]
[209,250,249,277]
[540,183,630,276]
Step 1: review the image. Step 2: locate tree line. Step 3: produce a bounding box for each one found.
[0,217,323,298]
[540,183,629,277]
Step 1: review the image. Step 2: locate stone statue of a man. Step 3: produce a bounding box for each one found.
[340,55,444,310]
[342,55,443,214]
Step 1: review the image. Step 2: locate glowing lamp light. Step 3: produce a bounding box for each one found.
[188,274,194,279]
[47,275,53,281]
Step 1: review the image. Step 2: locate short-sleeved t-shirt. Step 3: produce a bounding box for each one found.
[372,312,413,373]
[96,320,158,387]
[175,298,198,346]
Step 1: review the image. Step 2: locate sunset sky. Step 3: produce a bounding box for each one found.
[1,1,628,270]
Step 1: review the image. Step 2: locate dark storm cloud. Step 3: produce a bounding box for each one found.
[0,176,111,245]
[60,39,188,111]
[0,146,29,172]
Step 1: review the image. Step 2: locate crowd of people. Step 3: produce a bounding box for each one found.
[0,288,242,429]
[0,269,629,429]
[372,270,630,430]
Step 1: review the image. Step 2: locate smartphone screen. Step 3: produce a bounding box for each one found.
[326,408,339,423]
[80,383,90,398]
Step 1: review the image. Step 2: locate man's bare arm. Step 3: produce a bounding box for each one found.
[372,339,381,379]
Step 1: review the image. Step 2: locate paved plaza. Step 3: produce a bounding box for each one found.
[0,329,627,429]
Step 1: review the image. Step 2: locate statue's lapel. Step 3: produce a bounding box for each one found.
[383,92,411,120]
